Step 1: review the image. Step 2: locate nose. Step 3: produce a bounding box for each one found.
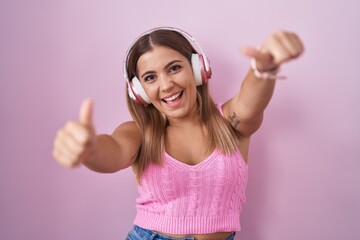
[159,74,174,92]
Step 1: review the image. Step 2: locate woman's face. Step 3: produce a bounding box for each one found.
[136,45,198,122]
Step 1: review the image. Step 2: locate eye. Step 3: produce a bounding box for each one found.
[169,64,182,73]
[144,74,156,82]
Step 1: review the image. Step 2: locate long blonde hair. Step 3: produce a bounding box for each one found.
[125,29,240,182]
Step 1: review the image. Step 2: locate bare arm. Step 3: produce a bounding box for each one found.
[83,121,141,173]
[53,99,141,173]
[222,30,304,137]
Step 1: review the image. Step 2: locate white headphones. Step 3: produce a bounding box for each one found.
[123,27,212,105]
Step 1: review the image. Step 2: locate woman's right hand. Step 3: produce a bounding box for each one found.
[53,99,97,168]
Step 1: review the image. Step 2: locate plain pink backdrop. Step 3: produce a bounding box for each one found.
[1,0,359,239]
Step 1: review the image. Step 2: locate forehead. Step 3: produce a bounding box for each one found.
[137,46,187,72]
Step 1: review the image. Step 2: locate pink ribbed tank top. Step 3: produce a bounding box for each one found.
[133,104,248,234]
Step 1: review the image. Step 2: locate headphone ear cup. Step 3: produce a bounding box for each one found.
[191,53,211,86]
[191,54,204,86]
[128,76,151,104]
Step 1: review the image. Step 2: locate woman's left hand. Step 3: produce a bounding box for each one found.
[242,30,304,71]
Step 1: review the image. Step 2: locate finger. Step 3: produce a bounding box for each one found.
[287,32,305,57]
[53,145,79,168]
[55,144,86,168]
[55,128,85,156]
[242,45,280,71]
[61,123,94,164]
[64,121,91,145]
[266,35,292,66]
[275,31,305,58]
[53,130,79,162]
[274,31,300,57]
[79,99,93,127]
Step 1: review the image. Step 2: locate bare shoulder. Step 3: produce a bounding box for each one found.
[112,121,140,135]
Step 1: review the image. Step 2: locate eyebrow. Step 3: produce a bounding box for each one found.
[140,60,183,79]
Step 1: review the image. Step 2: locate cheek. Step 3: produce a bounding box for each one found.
[190,87,198,101]
[179,70,196,88]
[187,77,198,94]
[142,84,157,99]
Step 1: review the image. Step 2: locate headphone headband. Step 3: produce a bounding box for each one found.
[123,27,210,83]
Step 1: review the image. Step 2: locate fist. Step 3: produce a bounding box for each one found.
[242,30,304,71]
[52,99,96,168]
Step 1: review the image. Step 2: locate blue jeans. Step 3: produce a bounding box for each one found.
[126,225,236,240]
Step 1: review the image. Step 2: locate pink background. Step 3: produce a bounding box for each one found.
[1,0,359,239]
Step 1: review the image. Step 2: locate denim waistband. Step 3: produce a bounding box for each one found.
[127,225,235,240]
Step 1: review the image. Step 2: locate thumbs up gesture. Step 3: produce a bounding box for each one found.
[53,99,97,168]
[242,30,304,72]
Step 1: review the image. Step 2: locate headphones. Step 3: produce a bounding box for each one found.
[123,27,212,105]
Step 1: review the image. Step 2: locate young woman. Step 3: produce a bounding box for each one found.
[53,27,303,240]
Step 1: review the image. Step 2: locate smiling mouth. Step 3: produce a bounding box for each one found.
[162,91,183,103]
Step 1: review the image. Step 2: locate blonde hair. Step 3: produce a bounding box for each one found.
[125,29,240,182]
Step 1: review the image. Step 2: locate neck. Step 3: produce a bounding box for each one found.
[167,111,203,129]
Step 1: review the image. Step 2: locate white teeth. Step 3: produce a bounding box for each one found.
[164,92,181,102]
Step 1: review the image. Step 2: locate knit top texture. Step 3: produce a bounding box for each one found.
[133,104,249,234]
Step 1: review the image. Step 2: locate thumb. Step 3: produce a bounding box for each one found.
[241,46,273,63]
[79,98,93,126]
[241,46,276,71]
